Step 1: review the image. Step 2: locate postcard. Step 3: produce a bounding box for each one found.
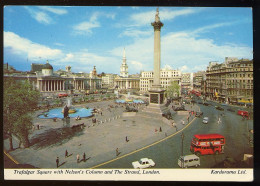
[3,5,254,181]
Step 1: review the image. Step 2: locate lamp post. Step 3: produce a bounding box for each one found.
[181,132,184,168]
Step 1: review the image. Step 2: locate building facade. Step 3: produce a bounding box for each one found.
[140,67,181,93]
[181,72,193,93]
[193,71,206,93]
[206,57,253,104]
[101,73,117,88]
[115,48,140,92]
[4,61,102,96]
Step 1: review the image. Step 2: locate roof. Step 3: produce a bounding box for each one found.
[180,154,199,160]
[194,134,224,139]
[43,63,53,70]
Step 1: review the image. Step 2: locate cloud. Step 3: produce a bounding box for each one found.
[130,60,143,70]
[73,21,100,35]
[4,31,63,61]
[162,64,173,70]
[119,28,152,38]
[179,65,188,72]
[129,8,200,27]
[54,42,64,46]
[24,7,52,24]
[73,11,115,36]
[161,31,252,72]
[38,6,68,15]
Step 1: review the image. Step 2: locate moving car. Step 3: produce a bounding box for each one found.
[203,102,209,106]
[132,158,155,169]
[195,112,203,117]
[203,117,209,124]
[215,106,224,111]
[178,155,200,168]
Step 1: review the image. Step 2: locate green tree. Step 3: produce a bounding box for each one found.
[165,81,180,98]
[4,78,40,149]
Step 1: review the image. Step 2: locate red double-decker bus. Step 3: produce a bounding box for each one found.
[190,134,225,156]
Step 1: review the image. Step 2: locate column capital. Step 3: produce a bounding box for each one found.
[151,21,164,31]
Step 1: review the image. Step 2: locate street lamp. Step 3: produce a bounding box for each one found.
[181,132,184,168]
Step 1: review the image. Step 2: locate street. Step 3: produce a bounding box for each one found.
[99,100,253,168]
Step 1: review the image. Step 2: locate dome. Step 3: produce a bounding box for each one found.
[43,61,53,70]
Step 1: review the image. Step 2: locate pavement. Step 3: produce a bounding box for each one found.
[4,98,199,169]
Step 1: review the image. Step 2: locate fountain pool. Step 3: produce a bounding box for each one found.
[38,107,93,119]
[115,99,144,104]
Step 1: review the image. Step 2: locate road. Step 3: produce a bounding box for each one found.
[99,100,253,168]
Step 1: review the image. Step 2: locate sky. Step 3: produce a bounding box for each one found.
[4,6,253,74]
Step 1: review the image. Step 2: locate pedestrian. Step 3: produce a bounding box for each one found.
[83,152,86,162]
[182,120,185,125]
[116,148,119,156]
[218,117,221,124]
[77,154,80,163]
[56,157,59,168]
[126,136,128,142]
[159,127,162,132]
[65,150,68,158]
[37,125,40,130]
[101,112,102,116]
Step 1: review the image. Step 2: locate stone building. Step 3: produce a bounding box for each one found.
[181,72,193,94]
[114,48,140,92]
[4,61,102,96]
[101,73,117,88]
[193,71,206,93]
[140,67,182,93]
[206,57,253,104]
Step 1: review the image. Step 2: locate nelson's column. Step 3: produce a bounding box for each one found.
[146,8,168,115]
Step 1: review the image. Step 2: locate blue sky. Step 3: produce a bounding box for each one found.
[4,6,253,74]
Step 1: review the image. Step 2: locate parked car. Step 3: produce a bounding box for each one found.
[203,102,209,106]
[178,155,200,168]
[203,117,209,124]
[174,106,186,111]
[58,93,69,98]
[215,106,224,111]
[125,106,138,112]
[195,112,203,117]
[227,108,235,112]
[132,158,155,169]
[237,110,249,117]
[224,157,237,168]
[198,102,203,104]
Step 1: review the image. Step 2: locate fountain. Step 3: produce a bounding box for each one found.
[115,92,145,104]
[38,97,93,119]
[62,97,76,114]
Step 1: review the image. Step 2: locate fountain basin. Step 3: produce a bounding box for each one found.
[115,99,144,104]
[38,107,93,119]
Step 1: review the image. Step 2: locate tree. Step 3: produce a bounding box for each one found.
[165,81,180,98]
[4,78,40,149]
